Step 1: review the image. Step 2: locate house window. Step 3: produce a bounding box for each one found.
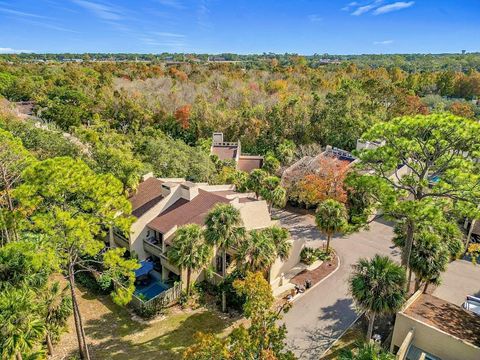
[216,255,223,274]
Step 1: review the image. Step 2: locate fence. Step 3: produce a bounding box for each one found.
[129,282,182,317]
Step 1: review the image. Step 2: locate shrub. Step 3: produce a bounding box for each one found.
[75,272,110,295]
[300,247,317,265]
[315,248,332,261]
[300,247,332,265]
[218,269,246,312]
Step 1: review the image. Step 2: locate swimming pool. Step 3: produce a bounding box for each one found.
[134,279,171,301]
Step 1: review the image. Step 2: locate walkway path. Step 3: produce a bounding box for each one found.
[276,210,400,359]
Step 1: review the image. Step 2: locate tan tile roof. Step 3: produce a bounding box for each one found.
[237,155,263,173]
[210,190,238,197]
[211,145,238,161]
[148,190,230,236]
[404,293,480,346]
[129,177,164,217]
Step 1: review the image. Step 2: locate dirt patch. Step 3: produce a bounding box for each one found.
[290,254,339,288]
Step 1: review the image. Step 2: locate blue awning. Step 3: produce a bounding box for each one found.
[135,261,154,278]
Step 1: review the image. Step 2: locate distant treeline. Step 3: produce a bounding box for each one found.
[1,52,480,72]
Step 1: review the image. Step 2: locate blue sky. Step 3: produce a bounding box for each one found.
[0,0,479,54]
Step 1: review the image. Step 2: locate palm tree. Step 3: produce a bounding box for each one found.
[349,255,406,340]
[41,282,72,356]
[263,226,291,261]
[339,341,395,360]
[409,232,449,293]
[260,176,287,214]
[168,224,212,296]
[236,230,276,272]
[0,287,45,360]
[236,226,291,275]
[247,169,267,199]
[204,204,245,276]
[315,199,348,253]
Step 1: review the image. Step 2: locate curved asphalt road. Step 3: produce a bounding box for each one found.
[276,211,400,359]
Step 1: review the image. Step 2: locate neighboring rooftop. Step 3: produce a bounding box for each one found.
[129,177,164,217]
[403,293,480,347]
[210,132,263,172]
[211,145,238,161]
[238,155,264,172]
[324,146,357,163]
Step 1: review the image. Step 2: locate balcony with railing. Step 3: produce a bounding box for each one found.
[143,237,167,259]
[113,230,130,248]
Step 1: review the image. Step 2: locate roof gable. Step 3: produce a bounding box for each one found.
[129,177,164,217]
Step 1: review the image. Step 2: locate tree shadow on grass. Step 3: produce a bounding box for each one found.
[84,309,233,360]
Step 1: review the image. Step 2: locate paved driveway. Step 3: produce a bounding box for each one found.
[433,259,480,305]
[276,210,480,359]
[276,210,400,359]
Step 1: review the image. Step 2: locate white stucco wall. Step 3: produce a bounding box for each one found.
[391,312,480,360]
[269,237,305,287]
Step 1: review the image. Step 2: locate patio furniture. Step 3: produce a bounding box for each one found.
[135,260,154,278]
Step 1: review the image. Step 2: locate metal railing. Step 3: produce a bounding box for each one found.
[113,231,129,248]
[212,141,239,147]
[143,239,167,259]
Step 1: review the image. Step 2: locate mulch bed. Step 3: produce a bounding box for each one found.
[290,254,339,287]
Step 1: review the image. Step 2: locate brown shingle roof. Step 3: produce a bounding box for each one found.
[237,155,263,173]
[129,177,164,217]
[148,190,230,236]
[404,293,480,346]
[211,145,238,161]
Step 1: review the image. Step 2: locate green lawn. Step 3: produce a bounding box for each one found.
[322,321,365,360]
[54,286,236,360]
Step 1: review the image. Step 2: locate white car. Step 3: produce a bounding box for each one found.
[463,295,480,315]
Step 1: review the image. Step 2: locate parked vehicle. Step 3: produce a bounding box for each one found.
[463,295,480,315]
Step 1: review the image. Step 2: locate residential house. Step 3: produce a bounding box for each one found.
[111,174,302,291]
[281,145,358,186]
[391,291,480,360]
[210,132,264,173]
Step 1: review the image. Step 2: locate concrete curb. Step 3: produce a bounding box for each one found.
[289,253,341,304]
[320,312,364,358]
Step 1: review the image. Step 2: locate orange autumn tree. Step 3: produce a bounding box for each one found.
[295,156,350,208]
[449,101,475,118]
[175,104,192,129]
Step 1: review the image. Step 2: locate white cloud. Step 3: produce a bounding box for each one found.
[308,14,323,22]
[0,7,45,18]
[152,32,185,38]
[197,0,211,30]
[373,1,414,15]
[0,47,32,53]
[347,0,384,16]
[71,0,124,20]
[155,0,185,10]
[141,37,185,49]
[342,2,359,11]
[141,30,187,49]
[22,19,80,33]
[373,40,393,45]
[352,4,376,16]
